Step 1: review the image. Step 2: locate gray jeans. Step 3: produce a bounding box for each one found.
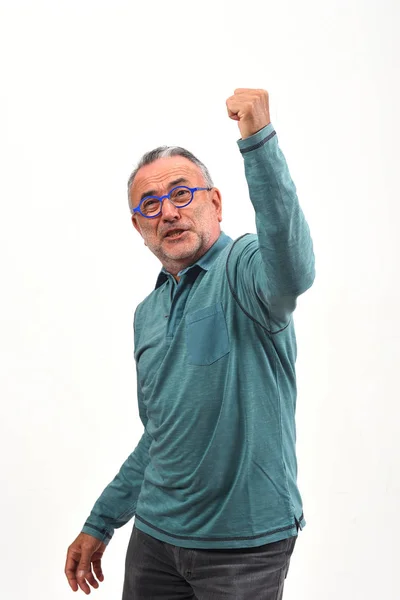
[122,524,297,599]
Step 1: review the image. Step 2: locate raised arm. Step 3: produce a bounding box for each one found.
[226,89,315,330]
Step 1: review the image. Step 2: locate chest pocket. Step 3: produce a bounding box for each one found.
[185,302,230,366]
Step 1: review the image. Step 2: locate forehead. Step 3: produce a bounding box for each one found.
[132,156,203,198]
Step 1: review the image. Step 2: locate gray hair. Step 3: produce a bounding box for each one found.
[127,146,214,210]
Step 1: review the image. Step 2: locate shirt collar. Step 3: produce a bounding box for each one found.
[155,231,233,289]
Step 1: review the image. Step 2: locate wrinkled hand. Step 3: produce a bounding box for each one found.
[65,532,107,594]
[226,88,271,139]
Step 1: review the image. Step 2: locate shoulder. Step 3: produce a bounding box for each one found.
[226,233,260,272]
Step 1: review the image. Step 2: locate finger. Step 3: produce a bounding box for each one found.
[65,553,79,592]
[92,558,104,582]
[234,88,265,96]
[226,100,249,121]
[233,89,259,98]
[76,568,91,595]
[226,98,242,120]
[76,562,99,594]
[227,108,240,121]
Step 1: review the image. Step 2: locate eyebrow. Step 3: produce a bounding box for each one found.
[140,177,190,202]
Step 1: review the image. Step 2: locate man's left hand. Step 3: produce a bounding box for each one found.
[226,88,271,139]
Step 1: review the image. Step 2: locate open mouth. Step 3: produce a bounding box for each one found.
[164,229,187,240]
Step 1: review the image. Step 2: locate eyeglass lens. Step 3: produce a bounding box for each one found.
[141,187,192,216]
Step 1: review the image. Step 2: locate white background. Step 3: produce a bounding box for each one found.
[1,0,399,598]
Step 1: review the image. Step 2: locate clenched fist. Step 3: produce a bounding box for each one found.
[226,88,271,139]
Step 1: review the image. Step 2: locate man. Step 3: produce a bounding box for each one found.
[65,88,315,599]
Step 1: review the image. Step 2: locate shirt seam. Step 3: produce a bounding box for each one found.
[225,234,292,336]
[226,235,293,513]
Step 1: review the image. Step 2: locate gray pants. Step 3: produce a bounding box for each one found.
[122,524,297,599]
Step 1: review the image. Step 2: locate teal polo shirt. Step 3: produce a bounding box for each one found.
[82,122,316,549]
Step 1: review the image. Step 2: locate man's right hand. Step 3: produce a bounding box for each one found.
[65,532,107,595]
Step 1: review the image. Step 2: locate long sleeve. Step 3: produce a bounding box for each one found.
[81,331,152,545]
[231,122,315,330]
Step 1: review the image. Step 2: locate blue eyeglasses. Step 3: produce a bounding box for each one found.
[131,186,212,219]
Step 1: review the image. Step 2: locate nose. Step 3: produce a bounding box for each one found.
[160,197,181,221]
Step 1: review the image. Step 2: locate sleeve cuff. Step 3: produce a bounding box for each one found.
[82,522,113,545]
[237,122,276,154]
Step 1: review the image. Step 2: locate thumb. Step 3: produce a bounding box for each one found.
[77,548,93,577]
[76,547,99,594]
[227,108,240,121]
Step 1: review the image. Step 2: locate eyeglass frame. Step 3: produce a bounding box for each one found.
[130,185,213,219]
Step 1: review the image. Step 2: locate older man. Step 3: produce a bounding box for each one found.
[65,89,315,599]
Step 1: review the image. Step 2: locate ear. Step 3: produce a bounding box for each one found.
[211,187,223,223]
[131,214,142,236]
